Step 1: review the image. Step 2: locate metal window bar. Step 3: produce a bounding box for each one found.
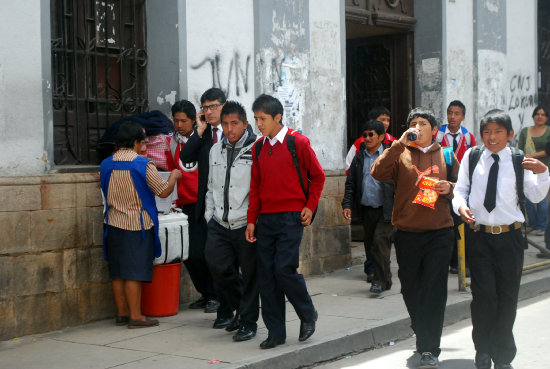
[51,0,148,165]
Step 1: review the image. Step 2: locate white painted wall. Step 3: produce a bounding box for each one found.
[0,2,48,176]
[185,0,255,122]
[506,0,537,139]
[308,0,345,169]
[445,0,475,134]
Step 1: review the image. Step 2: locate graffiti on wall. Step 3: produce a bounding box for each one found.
[191,51,251,98]
[508,73,536,127]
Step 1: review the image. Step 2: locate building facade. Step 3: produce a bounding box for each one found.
[0,0,542,339]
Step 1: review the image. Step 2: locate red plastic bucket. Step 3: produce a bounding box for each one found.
[141,262,182,317]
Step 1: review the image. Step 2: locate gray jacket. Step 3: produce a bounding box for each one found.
[205,130,257,229]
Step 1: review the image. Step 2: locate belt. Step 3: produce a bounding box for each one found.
[468,221,522,235]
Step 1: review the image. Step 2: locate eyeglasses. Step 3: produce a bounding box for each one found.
[201,103,223,111]
[363,132,377,138]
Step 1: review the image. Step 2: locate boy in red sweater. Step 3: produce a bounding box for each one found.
[245,94,325,349]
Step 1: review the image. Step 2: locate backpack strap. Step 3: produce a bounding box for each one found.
[468,146,484,197]
[254,139,264,162]
[443,146,454,166]
[286,134,308,197]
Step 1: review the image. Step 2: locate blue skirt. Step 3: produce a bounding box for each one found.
[106,225,155,282]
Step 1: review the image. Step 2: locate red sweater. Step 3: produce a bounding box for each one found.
[247,129,325,224]
[165,138,199,207]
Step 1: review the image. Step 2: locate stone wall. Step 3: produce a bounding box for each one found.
[0,171,349,340]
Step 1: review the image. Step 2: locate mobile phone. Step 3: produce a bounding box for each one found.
[200,114,206,122]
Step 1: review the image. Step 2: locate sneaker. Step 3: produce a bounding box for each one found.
[419,352,438,368]
[534,229,545,236]
[370,284,383,294]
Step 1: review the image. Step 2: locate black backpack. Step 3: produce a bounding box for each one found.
[254,134,318,224]
[468,145,527,247]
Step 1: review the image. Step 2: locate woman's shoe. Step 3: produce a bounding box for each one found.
[128,318,159,329]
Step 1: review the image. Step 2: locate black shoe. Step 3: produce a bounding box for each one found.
[449,266,458,274]
[188,296,207,309]
[225,315,240,332]
[212,315,233,329]
[419,352,438,368]
[299,310,318,342]
[536,252,550,259]
[232,326,256,342]
[204,299,220,313]
[475,352,491,369]
[366,272,374,283]
[370,284,383,294]
[494,365,513,369]
[260,335,285,349]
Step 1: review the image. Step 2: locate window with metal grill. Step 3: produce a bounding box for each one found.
[51,0,148,165]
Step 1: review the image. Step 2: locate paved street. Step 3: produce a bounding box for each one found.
[312,292,550,369]
[1,238,549,369]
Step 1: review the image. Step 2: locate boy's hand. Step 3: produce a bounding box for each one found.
[458,205,476,224]
[522,157,548,174]
[195,109,208,137]
[301,207,313,226]
[245,223,256,243]
[342,208,352,221]
[433,180,451,195]
[398,127,419,146]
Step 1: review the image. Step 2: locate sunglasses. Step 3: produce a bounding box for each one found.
[362,132,378,138]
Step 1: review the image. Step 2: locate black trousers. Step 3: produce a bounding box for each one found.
[256,212,316,339]
[394,228,453,356]
[205,220,259,330]
[467,227,523,365]
[361,206,393,289]
[180,203,217,300]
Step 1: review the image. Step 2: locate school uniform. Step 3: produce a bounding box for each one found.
[371,140,459,357]
[453,146,550,365]
[342,144,394,290]
[204,130,259,331]
[247,126,325,339]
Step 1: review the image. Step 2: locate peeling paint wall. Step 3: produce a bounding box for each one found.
[308,0,345,169]
[146,0,186,116]
[505,0,537,139]
[414,0,444,119]
[0,1,50,176]
[186,0,255,119]
[445,0,475,134]
[255,0,309,133]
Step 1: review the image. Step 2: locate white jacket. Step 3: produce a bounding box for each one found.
[205,130,257,229]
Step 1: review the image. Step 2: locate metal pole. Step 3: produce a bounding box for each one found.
[457,223,468,291]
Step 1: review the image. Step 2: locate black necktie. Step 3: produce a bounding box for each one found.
[450,133,459,152]
[212,127,218,144]
[484,154,500,212]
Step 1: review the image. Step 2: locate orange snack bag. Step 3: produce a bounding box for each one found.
[413,177,439,209]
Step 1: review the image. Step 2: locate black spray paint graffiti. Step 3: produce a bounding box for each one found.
[508,74,536,125]
[259,56,285,94]
[191,52,251,97]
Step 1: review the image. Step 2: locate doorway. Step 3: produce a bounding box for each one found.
[346,24,414,149]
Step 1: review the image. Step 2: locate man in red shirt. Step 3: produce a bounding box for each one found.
[246,94,325,349]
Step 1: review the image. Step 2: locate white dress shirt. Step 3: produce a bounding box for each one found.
[264,125,288,146]
[453,146,550,226]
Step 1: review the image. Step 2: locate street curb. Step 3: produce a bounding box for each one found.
[228,268,550,369]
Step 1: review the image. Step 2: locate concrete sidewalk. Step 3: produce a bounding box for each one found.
[2,236,550,369]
